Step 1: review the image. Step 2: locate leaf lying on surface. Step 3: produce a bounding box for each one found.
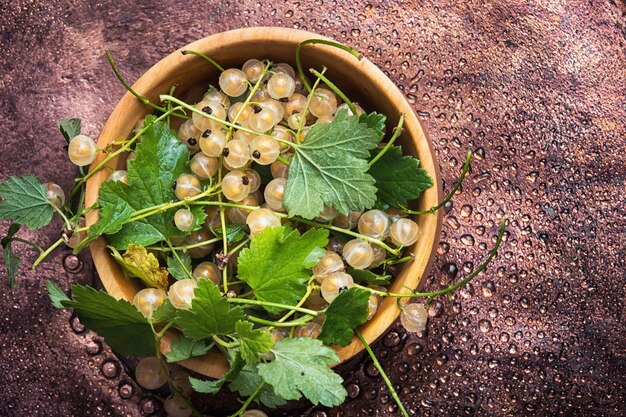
[57,118,82,143]
[0,175,54,230]
[46,279,70,309]
[318,287,370,346]
[110,245,169,291]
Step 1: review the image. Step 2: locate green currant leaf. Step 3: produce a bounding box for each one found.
[257,337,347,407]
[347,268,392,285]
[229,363,287,407]
[318,287,370,346]
[89,116,204,249]
[61,285,155,356]
[237,226,328,313]
[235,321,273,365]
[151,299,176,324]
[368,145,433,209]
[191,349,245,394]
[1,223,21,288]
[164,335,212,363]
[359,111,387,140]
[57,118,82,143]
[110,245,169,291]
[175,280,244,340]
[0,175,54,229]
[46,279,70,308]
[166,252,192,280]
[214,223,247,244]
[284,110,379,219]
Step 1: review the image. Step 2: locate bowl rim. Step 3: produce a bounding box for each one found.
[85,26,443,379]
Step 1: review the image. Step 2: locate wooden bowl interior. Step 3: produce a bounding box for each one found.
[86,27,442,378]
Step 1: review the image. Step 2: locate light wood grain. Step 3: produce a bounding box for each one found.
[85,27,442,379]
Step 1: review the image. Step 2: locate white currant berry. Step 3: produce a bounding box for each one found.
[390,218,420,247]
[228,102,254,124]
[270,158,290,179]
[370,244,386,265]
[226,195,258,224]
[336,102,365,116]
[44,182,65,208]
[281,93,307,120]
[312,251,345,282]
[244,169,262,193]
[185,229,214,258]
[309,88,338,118]
[65,217,86,249]
[135,357,167,390]
[68,134,97,166]
[320,271,354,303]
[190,153,218,179]
[192,100,226,132]
[303,289,328,310]
[272,125,295,148]
[174,209,195,232]
[263,178,286,212]
[267,73,296,99]
[168,279,198,309]
[219,68,248,97]
[342,239,374,269]
[287,112,304,130]
[199,128,227,157]
[246,208,281,237]
[248,104,280,133]
[204,89,231,110]
[315,205,339,222]
[133,288,167,319]
[163,395,192,417]
[242,410,268,417]
[242,58,265,83]
[332,211,361,229]
[272,62,296,78]
[358,209,391,240]
[400,303,428,333]
[178,119,201,151]
[233,128,257,144]
[222,139,250,169]
[108,170,128,184]
[250,135,280,165]
[192,262,221,285]
[262,98,285,121]
[222,170,252,202]
[293,322,322,339]
[204,206,221,230]
[174,174,202,200]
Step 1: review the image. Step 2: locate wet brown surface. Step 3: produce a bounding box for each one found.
[1,1,625,416]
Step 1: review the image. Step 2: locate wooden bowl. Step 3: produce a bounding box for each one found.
[85,27,442,378]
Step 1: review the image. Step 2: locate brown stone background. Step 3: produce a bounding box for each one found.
[1,0,625,416]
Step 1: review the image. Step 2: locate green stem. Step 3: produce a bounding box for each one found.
[296,39,361,92]
[247,315,314,328]
[51,204,72,231]
[11,237,44,253]
[356,220,506,298]
[227,238,250,256]
[294,217,401,256]
[166,239,194,280]
[368,115,405,167]
[297,67,327,139]
[228,382,265,417]
[159,95,296,149]
[188,201,260,211]
[309,68,356,115]
[105,50,168,113]
[181,50,225,72]
[147,237,221,252]
[126,186,219,224]
[213,335,239,349]
[227,298,319,316]
[155,320,175,338]
[276,154,289,165]
[277,283,314,323]
[384,255,413,266]
[32,237,65,269]
[355,329,409,417]
[218,163,229,294]
[403,151,472,215]
[166,83,178,125]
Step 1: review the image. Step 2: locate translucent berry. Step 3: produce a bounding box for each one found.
[315,205,339,222]
[309,88,338,118]
[313,251,344,282]
[250,135,280,165]
[135,357,167,390]
[199,128,227,157]
[204,206,221,230]
[246,208,281,237]
[242,410,268,417]
[228,102,253,124]
[44,182,65,208]
[68,134,97,166]
[270,158,290,179]
[174,209,195,232]
[192,262,221,285]
[272,125,295,148]
[192,100,226,132]
[133,288,167,319]
[244,169,262,193]
[222,170,252,202]
[109,170,128,184]
[400,303,428,333]
[390,218,420,247]
[163,395,192,417]
[262,98,285,121]
[370,244,386,265]
[178,119,201,151]
[303,289,328,310]
[65,217,86,249]
[174,174,202,200]
[233,129,257,144]
[342,239,374,269]
[282,93,307,120]
[332,211,361,229]
[168,279,198,309]
[223,139,250,169]
[227,195,258,224]
[248,103,280,133]
[294,322,322,339]
[190,153,218,179]
[267,73,296,99]
[242,59,265,83]
[204,89,231,110]
[185,229,214,258]
[264,178,286,211]
[336,102,365,116]
[316,114,335,124]
[358,209,391,239]
[320,272,354,303]
[287,112,304,130]
[367,292,382,320]
[272,62,296,78]
[219,68,248,97]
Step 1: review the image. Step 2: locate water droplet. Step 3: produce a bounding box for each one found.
[347,383,360,398]
[481,280,496,297]
[427,300,444,317]
[351,28,361,37]
[406,343,423,356]
[460,205,473,217]
[460,234,475,246]
[478,319,492,333]
[85,338,103,356]
[118,382,133,399]
[139,397,161,415]
[383,331,401,348]
[70,313,86,334]
[63,254,84,273]
[365,361,379,377]
[101,360,119,378]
